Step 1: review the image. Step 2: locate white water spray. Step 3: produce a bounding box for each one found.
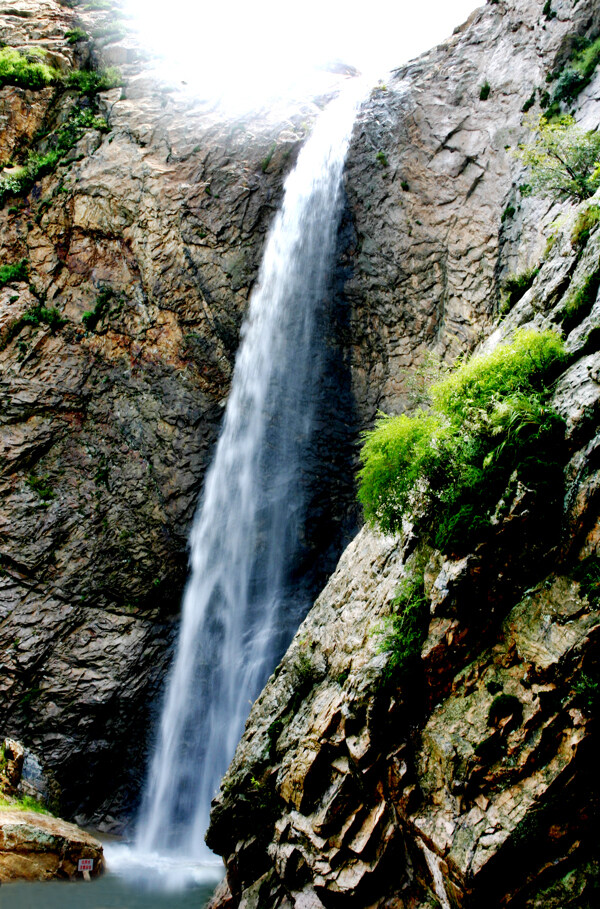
[135,84,362,862]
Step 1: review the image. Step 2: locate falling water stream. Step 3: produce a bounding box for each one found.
[125,82,363,885]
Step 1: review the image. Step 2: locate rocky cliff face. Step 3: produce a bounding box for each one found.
[1,7,599,901]
[205,0,600,906]
[0,0,354,824]
[207,221,600,907]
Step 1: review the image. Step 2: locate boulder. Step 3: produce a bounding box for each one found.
[0,809,104,882]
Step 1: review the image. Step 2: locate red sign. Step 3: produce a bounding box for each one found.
[78,858,94,872]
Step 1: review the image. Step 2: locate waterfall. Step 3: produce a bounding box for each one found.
[136,83,362,860]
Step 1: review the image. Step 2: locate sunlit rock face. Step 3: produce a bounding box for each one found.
[343,0,600,418]
[0,0,357,825]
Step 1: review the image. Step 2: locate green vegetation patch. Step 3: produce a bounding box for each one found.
[0,47,59,91]
[378,567,429,679]
[0,260,28,288]
[571,553,600,606]
[261,142,276,173]
[82,285,117,331]
[0,794,51,814]
[572,671,600,714]
[571,204,600,248]
[0,108,108,206]
[479,81,491,101]
[560,263,600,328]
[66,66,122,96]
[500,265,540,315]
[546,34,600,117]
[515,115,600,202]
[25,474,55,501]
[522,91,536,113]
[4,305,67,350]
[65,28,88,44]
[358,329,567,554]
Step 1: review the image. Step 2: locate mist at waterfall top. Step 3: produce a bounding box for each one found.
[123,0,479,114]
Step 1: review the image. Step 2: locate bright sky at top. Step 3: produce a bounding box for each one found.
[122,0,480,114]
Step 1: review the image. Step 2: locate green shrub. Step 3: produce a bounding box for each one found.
[0,47,59,90]
[25,474,55,501]
[65,28,88,43]
[66,66,122,95]
[0,107,108,205]
[378,567,429,678]
[358,329,566,553]
[479,82,491,101]
[376,150,389,167]
[7,305,66,346]
[522,91,536,113]
[0,260,28,288]
[82,285,115,331]
[500,265,540,314]
[91,23,127,41]
[261,142,276,173]
[83,0,113,9]
[542,0,556,19]
[549,35,600,112]
[515,115,600,202]
[502,204,516,222]
[571,204,600,248]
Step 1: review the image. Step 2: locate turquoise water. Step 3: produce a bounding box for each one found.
[0,873,217,909]
[0,844,223,909]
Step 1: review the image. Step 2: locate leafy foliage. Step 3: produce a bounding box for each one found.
[5,305,67,349]
[65,28,88,43]
[515,115,600,202]
[358,330,567,554]
[0,260,28,288]
[0,47,58,90]
[546,35,600,117]
[378,567,429,679]
[82,285,116,331]
[25,474,55,501]
[66,66,122,96]
[571,204,600,248]
[522,91,536,113]
[0,108,108,205]
[479,81,491,101]
[572,671,600,714]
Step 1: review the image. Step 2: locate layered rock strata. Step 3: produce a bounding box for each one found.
[207,197,600,906]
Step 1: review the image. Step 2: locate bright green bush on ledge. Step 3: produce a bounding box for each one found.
[358,329,567,554]
[0,47,59,91]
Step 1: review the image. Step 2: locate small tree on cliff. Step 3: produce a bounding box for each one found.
[516,115,600,202]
